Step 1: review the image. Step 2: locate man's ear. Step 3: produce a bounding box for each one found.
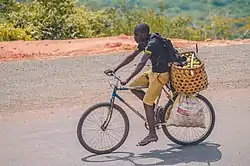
[143,33,149,40]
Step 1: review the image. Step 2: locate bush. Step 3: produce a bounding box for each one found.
[0,0,250,41]
[0,23,32,41]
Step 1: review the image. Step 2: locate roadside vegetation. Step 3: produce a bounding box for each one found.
[0,0,250,41]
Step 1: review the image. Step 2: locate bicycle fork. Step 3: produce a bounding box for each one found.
[101,91,116,131]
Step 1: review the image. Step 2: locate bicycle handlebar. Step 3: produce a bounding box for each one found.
[104,71,121,82]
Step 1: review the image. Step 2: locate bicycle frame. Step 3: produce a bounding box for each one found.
[110,84,147,121]
[101,73,199,130]
[107,75,174,123]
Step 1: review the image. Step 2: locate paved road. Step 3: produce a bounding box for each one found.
[1,44,250,166]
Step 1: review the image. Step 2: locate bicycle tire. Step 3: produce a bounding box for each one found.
[161,94,215,146]
[77,102,129,154]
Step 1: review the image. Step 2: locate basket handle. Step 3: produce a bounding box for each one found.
[190,43,199,76]
[196,43,199,54]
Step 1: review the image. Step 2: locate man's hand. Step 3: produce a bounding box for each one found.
[120,79,129,86]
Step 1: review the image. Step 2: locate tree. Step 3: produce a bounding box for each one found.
[34,0,77,39]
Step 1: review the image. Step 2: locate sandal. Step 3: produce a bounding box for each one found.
[136,136,158,146]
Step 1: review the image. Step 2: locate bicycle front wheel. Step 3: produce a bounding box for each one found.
[77,102,129,154]
[161,94,215,146]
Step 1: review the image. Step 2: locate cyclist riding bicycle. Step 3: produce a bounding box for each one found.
[105,23,178,146]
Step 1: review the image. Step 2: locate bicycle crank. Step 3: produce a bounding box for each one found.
[144,122,162,130]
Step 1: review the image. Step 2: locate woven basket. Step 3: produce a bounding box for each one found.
[170,59,208,94]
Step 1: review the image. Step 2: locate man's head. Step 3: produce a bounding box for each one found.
[134,23,150,43]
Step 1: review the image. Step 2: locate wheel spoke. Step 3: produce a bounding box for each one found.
[101,108,107,123]
[92,112,102,126]
[82,122,99,129]
[93,132,103,149]
[78,104,128,154]
[163,95,215,145]
[106,131,116,147]
[106,129,122,142]
[88,131,101,147]
[110,113,122,124]
[86,116,100,127]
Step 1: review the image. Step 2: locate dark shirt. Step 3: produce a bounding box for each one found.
[137,33,171,73]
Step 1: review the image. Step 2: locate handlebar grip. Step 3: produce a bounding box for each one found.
[104,71,114,76]
[108,73,114,76]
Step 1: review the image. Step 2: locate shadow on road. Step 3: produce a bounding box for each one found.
[81,142,222,165]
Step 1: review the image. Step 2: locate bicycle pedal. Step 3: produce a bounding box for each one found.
[155,124,161,129]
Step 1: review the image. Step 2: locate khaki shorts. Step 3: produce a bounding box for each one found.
[129,68,169,106]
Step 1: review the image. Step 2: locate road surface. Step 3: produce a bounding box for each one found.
[1,44,250,166]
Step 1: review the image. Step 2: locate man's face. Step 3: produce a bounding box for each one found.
[134,31,147,43]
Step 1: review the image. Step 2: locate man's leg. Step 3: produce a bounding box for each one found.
[144,102,157,136]
[137,72,169,146]
[136,103,158,146]
[131,89,146,101]
[129,73,149,101]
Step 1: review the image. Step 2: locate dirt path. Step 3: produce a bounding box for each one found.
[1,43,250,115]
[1,35,250,62]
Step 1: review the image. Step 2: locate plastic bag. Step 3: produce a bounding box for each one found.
[166,94,206,128]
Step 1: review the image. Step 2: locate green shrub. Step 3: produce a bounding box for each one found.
[0,23,32,41]
[0,0,249,41]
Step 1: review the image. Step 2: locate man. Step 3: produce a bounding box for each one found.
[105,23,177,146]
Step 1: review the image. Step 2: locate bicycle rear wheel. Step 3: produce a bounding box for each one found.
[77,102,129,154]
[161,94,215,145]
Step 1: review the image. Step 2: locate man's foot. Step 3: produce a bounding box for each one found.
[136,134,158,146]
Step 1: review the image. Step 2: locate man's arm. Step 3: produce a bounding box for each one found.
[113,49,141,73]
[125,52,151,83]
